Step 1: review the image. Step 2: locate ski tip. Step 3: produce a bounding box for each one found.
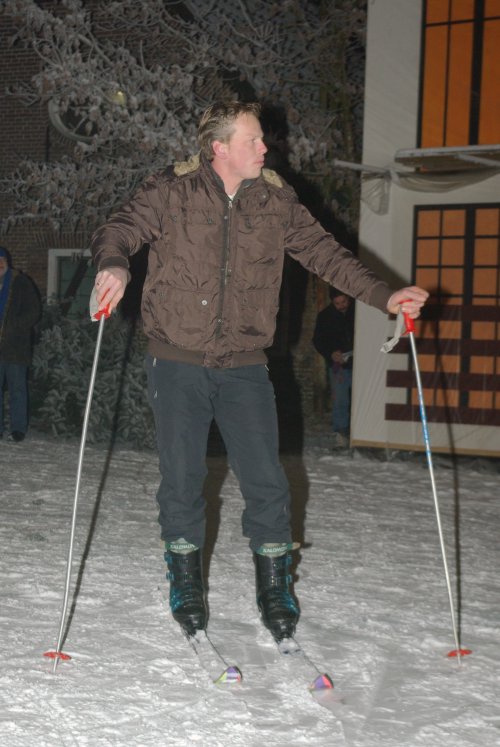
[214,665,243,685]
[310,673,334,691]
[447,648,472,658]
[43,650,71,661]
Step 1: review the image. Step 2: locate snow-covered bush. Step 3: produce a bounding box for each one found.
[31,305,155,449]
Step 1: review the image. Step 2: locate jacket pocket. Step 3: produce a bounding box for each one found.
[143,285,217,348]
[230,288,280,350]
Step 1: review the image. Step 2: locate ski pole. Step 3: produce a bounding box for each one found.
[402,311,471,662]
[44,303,109,672]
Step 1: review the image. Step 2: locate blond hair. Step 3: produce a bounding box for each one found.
[198,100,261,160]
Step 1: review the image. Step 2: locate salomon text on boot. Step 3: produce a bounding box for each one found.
[254,543,300,642]
[165,539,207,637]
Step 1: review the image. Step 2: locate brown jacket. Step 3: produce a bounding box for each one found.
[91,154,392,368]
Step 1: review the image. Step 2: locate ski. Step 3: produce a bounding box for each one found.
[275,635,339,710]
[160,584,337,705]
[185,629,243,686]
[157,584,242,686]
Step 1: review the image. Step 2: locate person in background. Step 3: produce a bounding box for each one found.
[0,247,41,443]
[90,100,428,643]
[313,288,355,449]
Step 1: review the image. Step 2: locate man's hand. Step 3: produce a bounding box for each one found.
[387,286,429,319]
[94,267,128,314]
[331,350,344,364]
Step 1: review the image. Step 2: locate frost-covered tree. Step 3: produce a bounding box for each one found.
[2,0,367,438]
[31,305,155,446]
[1,0,367,234]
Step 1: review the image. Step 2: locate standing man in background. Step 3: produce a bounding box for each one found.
[313,288,355,449]
[90,100,428,643]
[0,246,41,443]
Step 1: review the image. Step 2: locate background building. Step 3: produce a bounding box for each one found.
[352,0,500,456]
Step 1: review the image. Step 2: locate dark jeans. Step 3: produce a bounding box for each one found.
[0,362,28,436]
[329,365,352,435]
[146,356,292,552]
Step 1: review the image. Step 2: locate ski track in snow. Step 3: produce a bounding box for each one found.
[1,432,499,746]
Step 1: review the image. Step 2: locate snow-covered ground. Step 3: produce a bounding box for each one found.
[1,431,499,746]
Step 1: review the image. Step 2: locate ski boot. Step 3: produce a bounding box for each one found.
[254,543,300,642]
[164,539,207,637]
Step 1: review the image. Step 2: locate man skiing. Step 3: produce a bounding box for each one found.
[90,100,428,642]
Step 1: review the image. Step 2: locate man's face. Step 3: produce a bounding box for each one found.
[332,294,350,313]
[0,257,7,279]
[222,113,268,182]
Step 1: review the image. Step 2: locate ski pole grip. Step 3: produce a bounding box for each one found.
[402,308,415,334]
[93,304,110,321]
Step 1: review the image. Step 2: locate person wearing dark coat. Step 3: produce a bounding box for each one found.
[0,247,41,442]
[313,287,355,448]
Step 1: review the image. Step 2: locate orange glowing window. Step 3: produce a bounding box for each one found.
[471,321,496,339]
[417,239,440,264]
[451,0,475,20]
[415,316,437,338]
[416,267,439,289]
[473,269,498,296]
[474,296,496,305]
[412,389,436,407]
[476,208,500,235]
[470,356,495,373]
[439,319,463,338]
[421,26,448,147]
[474,238,499,264]
[486,0,500,17]
[442,239,465,265]
[420,2,500,146]
[440,355,461,373]
[419,354,437,370]
[469,391,494,408]
[388,203,500,426]
[435,389,460,407]
[417,210,442,236]
[446,23,474,146]
[442,210,466,235]
[440,268,464,294]
[479,20,500,144]
[426,0,451,25]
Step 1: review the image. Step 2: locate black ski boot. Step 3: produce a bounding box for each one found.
[164,541,207,637]
[254,545,300,642]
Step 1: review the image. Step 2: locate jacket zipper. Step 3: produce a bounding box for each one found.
[215,196,233,339]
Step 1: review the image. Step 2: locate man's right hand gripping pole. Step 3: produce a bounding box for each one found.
[91,267,129,320]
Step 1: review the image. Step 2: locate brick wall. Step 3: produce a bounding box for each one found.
[0,13,83,295]
[0,18,49,291]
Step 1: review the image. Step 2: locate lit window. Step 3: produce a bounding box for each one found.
[386,203,500,425]
[419,1,500,146]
